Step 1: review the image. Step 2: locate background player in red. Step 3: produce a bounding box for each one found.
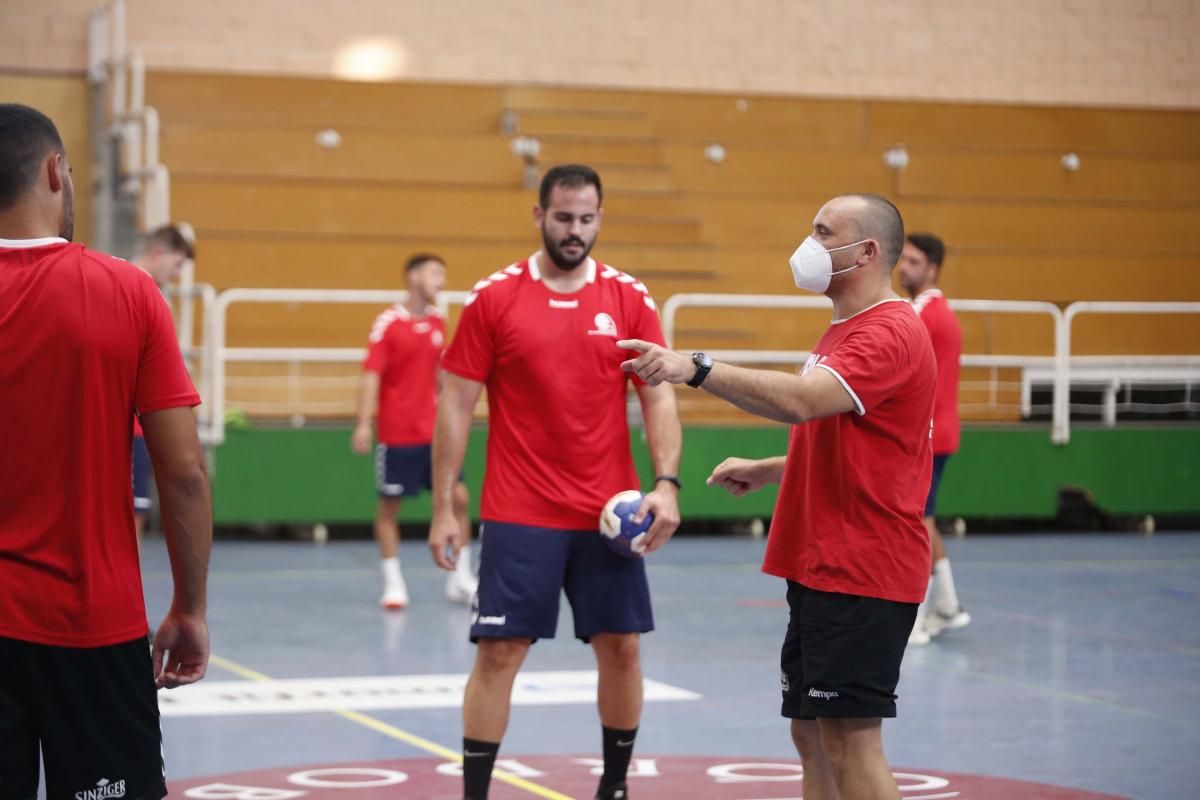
[429,165,682,800]
[0,104,212,800]
[622,194,933,800]
[131,223,197,541]
[352,254,476,609]
[898,233,970,645]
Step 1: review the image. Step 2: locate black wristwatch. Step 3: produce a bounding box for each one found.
[655,474,682,490]
[687,351,713,388]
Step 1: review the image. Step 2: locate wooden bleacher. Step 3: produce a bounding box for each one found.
[145,72,1200,424]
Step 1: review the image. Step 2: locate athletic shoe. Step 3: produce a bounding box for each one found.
[908,623,931,647]
[595,783,628,800]
[380,579,409,610]
[445,570,478,605]
[925,607,971,638]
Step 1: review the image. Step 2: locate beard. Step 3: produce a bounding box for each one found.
[541,228,593,271]
[59,180,75,242]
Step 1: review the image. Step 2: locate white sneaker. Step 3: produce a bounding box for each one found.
[445,571,477,605]
[380,579,409,611]
[925,607,971,638]
[908,622,931,647]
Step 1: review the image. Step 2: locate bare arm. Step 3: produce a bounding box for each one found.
[140,406,212,688]
[634,382,682,552]
[429,371,484,569]
[707,455,787,497]
[351,370,381,454]
[617,340,856,425]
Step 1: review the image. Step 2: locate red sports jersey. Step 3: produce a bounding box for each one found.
[363,304,445,446]
[913,289,961,455]
[442,254,665,530]
[763,299,935,604]
[0,238,200,647]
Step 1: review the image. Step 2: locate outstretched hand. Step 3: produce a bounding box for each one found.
[617,340,696,387]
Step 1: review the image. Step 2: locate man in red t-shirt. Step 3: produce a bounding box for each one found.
[0,104,212,800]
[898,233,970,646]
[429,165,682,800]
[351,253,475,609]
[131,223,196,541]
[622,194,933,800]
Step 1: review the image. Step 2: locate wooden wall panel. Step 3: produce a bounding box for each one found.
[162,126,520,184]
[173,180,700,244]
[898,151,1200,204]
[662,143,892,197]
[146,72,502,133]
[504,86,864,145]
[0,73,92,245]
[866,102,1200,157]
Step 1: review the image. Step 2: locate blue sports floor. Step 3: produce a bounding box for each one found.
[135,531,1200,799]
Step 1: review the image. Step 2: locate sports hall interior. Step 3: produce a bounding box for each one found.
[3,1,1198,798]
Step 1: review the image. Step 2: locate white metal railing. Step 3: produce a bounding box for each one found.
[88,0,170,234]
[161,282,217,439]
[663,293,1065,431]
[207,289,470,446]
[197,291,1198,448]
[1049,302,1200,440]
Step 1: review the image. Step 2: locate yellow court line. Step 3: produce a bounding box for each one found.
[206,653,575,800]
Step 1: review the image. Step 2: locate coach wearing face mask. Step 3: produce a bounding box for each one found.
[618,193,935,800]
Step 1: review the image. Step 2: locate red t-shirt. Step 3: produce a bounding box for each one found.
[763,299,935,604]
[442,254,665,530]
[0,239,200,647]
[363,305,445,446]
[913,289,961,455]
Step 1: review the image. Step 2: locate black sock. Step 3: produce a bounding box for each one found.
[463,737,500,800]
[598,725,638,794]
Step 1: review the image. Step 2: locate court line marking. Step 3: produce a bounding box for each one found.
[206,653,575,800]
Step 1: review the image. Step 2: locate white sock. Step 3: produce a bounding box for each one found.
[914,576,934,627]
[381,556,403,589]
[455,544,473,577]
[932,558,960,615]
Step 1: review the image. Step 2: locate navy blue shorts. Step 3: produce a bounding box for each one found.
[132,435,152,511]
[924,454,951,518]
[470,520,654,643]
[375,444,433,498]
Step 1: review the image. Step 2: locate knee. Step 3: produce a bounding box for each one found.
[790,719,823,762]
[594,633,640,673]
[817,719,882,771]
[475,639,529,676]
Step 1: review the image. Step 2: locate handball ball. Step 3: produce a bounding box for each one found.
[600,490,653,558]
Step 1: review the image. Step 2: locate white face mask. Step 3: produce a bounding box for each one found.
[788,236,870,293]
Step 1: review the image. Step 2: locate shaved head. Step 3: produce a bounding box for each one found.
[836,193,905,270]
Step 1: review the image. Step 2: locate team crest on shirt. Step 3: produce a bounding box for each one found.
[588,312,618,337]
[432,330,444,347]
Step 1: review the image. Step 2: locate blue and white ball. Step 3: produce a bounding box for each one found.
[599,490,653,558]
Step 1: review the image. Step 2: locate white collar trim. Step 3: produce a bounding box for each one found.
[529,252,596,284]
[0,237,68,248]
[831,297,907,324]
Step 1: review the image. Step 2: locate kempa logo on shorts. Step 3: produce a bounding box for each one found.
[475,614,507,625]
[808,687,839,701]
[780,670,790,692]
[75,778,126,800]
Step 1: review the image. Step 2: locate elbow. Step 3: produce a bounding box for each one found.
[782,402,812,426]
[161,459,210,500]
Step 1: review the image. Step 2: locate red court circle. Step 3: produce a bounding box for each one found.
[171,754,1129,799]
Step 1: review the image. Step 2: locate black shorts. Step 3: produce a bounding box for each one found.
[780,582,917,720]
[924,454,951,518]
[0,635,166,800]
